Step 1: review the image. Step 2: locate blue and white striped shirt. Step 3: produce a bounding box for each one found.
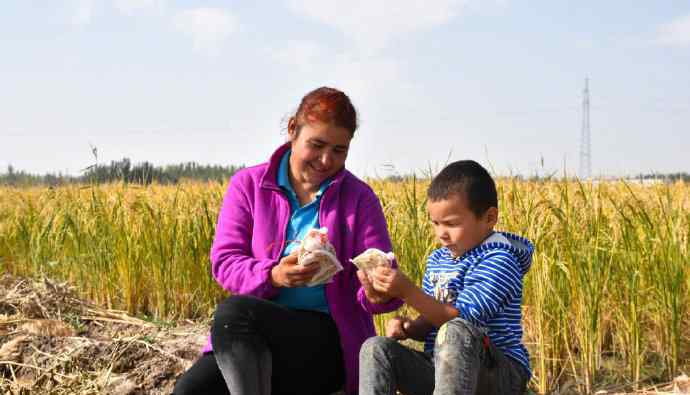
[422,231,534,375]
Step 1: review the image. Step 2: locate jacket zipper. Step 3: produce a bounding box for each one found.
[276,188,291,260]
[319,178,341,306]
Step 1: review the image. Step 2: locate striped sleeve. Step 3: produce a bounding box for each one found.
[421,252,434,296]
[454,250,522,327]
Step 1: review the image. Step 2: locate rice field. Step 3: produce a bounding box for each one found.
[1,179,688,394]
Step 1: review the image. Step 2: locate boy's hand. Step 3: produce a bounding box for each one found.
[357,270,390,304]
[385,316,412,340]
[370,267,414,299]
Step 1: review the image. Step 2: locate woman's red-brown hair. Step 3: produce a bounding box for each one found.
[290,87,358,136]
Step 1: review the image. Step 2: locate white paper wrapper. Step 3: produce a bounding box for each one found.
[297,227,343,286]
[350,248,395,280]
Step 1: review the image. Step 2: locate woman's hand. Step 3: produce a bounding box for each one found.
[385,316,412,340]
[270,253,320,287]
[370,267,414,299]
[357,270,391,304]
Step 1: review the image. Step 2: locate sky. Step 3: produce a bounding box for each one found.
[1,1,689,179]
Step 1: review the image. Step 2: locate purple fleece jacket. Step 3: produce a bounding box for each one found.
[203,142,403,394]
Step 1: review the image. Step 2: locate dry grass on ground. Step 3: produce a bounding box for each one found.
[0,274,207,394]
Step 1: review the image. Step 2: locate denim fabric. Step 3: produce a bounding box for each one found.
[359,318,529,395]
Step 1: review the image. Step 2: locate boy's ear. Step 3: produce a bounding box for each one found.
[485,207,498,227]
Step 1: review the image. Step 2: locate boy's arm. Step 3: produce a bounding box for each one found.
[371,266,459,328]
[402,286,459,328]
[372,251,522,329]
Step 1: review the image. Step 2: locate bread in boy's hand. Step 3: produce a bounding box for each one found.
[350,248,395,279]
[297,227,343,286]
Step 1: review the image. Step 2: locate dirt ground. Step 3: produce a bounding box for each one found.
[0,274,208,394]
[0,274,688,394]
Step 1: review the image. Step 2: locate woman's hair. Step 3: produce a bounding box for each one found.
[292,87,358,135]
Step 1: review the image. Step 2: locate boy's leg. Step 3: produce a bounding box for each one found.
[359,336,434,395]
[475,343,529,395]
[432,318,529,395]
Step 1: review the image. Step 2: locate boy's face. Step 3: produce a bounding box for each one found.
[427,193,497,258]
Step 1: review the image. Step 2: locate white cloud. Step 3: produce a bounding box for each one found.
[72,0,93,26]
[172,8,238,55]
[113,0,167,16]
[70,0,166,26]
[271,40,323,72]
[287,0,466,54]
[327,57,405,104]
[657,14,690,46]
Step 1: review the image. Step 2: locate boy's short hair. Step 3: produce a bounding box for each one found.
[427,160,498,217]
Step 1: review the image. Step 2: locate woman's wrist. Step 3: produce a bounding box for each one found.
[270,266,283,287]
[365,288,391,304]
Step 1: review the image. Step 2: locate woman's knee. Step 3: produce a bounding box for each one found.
[360,336,397,363]
[213,295,261,326]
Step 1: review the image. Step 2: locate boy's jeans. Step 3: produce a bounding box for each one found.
[359,318,529,395]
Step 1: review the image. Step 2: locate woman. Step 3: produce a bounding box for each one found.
[174,87,402,395]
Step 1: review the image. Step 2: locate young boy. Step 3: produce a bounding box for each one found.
[357,160,533,395]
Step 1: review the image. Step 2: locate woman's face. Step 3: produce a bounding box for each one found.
[288,120,352,188]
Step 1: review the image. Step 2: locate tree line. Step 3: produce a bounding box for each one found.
[0,159,244,186]
[1,160,687,187]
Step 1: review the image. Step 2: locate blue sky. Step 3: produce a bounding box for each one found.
[1,1,689,178]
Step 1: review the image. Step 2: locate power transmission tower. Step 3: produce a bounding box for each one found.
[579,77,592,179]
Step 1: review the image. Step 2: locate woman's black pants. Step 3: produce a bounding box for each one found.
[172,295,344,395]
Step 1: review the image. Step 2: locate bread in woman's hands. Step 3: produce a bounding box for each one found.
[297,227,343,286]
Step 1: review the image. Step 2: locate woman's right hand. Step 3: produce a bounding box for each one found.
[270,253,320,287]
